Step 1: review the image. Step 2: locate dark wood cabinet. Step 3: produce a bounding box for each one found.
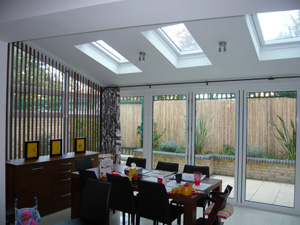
[6,151,98,216]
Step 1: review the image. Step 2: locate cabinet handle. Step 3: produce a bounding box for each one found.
[31,167,43,171]
[91,158,95,160]
[61,178,71,182]
[61,170,71,174]
[61,162,71,166]
[61,193,71,198]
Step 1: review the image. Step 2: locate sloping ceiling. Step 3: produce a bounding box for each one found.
[0,0,300,87]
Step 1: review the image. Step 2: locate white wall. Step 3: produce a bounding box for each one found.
[0,40,8,224]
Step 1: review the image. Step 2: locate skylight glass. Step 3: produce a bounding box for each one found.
[95,40,128,63]
[257,9,300,43]
[75,40,141,74]
[160,23,203,53]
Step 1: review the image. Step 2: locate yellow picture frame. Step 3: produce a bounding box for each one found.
[25,141,39,160]
[50,139,62,156]
[75,137,86,153]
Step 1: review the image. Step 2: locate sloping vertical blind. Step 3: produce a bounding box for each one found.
[7,42,102,160]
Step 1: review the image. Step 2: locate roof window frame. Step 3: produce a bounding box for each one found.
[142,23,212,69]
[157,26,203,56]
[94,40,129,64]
[251,11,300,47]
[246,12,300,61]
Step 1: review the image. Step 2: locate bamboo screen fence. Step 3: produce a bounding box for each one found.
[120,97,296,156]
[247,97,296,157]
[120,103,143,147]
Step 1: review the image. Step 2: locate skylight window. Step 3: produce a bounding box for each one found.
[95,40,128,63]
[254,9,300,45]
[160,23,203,54]
[246,9,300,61]
[75,40,141,74]
[142,23,211,68]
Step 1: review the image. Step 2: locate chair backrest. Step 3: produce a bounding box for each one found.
[79,178,111,225]
[211,185,233,210]
[137,180,171,223]
[107,173,136,214]
[126,157,146,168]
[78,168,97,194]
[204,195,226,225]
[75,157,93,170]
[156,161,179,172]
[183,165,210,178]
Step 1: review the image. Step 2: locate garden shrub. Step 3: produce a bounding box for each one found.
[160,141,184,153]
[224,144,235,155]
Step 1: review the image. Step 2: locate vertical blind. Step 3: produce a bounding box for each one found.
[7,42,102,160]
[67,72,101,153]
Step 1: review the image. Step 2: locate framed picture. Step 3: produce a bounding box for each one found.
[25,141,39,160]
[50,139,62,157]
[75,137,86,153]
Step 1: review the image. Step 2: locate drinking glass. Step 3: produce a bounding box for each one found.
[194,172,202,186]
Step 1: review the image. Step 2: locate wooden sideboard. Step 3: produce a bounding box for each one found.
[6,151,99,217]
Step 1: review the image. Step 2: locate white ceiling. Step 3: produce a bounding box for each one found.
[1,0,300,87]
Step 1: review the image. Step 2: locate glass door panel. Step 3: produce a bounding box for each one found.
[120,96,144,162]
[195,93,236,198]
[246,91,296,207]
[152,95,186,170]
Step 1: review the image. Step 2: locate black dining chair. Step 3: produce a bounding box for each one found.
[155,161,179,172]
[136,180,183,225]
[75,157,94,170]
[196,194,226,225]
[183,165,210,178]
[209,185,233,210]
[107,173,137,225]
[78,168,97,195]
[197,185,233,225]
[126,157,146,169]
[56,178,111,225]
[172,165,210,216]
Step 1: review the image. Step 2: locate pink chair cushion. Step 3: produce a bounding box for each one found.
[204,202,234,219]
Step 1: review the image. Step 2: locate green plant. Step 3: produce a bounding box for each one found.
[247,144,265,158]
[152,122,166,150]
[160,141,185,153]
[224,144,235,155]
[195,114,214,154]
[268,115,296,160]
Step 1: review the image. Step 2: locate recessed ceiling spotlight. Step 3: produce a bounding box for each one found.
[218,41,227,53]
[139,52,146,62]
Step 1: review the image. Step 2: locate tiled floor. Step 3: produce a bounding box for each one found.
[212,175,295,207]
[40,206,300,225]
[39,175,297,224]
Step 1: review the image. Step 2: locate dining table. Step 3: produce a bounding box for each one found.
[71,164,222,225]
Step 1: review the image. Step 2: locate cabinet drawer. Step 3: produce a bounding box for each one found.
[17,164,52,193]
[52,193,71,212]
[52,169,72,182]
[53,160,73,172]
[18,163,51,179]
[16,186,52,216]
[53,179,71,195]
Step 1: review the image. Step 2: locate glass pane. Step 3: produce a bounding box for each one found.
[246,91,296,207]
[96,40,128,62]
[153,95,186,170]
[160,23,203,52]
[257,10,300,42]
[120,96,144,162]
[195,93,236,199]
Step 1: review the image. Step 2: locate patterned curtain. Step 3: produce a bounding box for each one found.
[101,87,121,163]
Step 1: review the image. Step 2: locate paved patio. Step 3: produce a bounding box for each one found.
[211,175,295,208]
